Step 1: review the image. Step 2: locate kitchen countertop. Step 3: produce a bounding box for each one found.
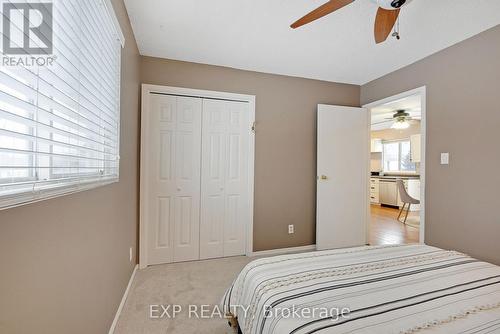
[371,175,420,180]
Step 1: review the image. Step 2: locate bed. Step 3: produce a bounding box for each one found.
[222,244,500,334]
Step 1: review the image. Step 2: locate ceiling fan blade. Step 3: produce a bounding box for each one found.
[290,0,354,29]
[374,7,400,44]
[372,120,393,125]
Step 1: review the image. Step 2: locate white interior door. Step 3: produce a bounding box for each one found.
[146,94,202,264]
[200,99,249,259]
[316,104,369,250]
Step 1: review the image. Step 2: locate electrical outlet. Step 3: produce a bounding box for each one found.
[129,247,133,262]
[288,225,294,234]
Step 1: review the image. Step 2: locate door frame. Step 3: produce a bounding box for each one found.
[140,84,256,269]
[362,86,427,244]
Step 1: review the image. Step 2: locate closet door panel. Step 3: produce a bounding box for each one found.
[146,95,201,265]
[223,101,249,257]
[147,95,177,264]
[200,99,249,259]
[173,97,202,262]
[200,99,227,259]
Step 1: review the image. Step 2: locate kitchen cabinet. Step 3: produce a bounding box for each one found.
[371,177,420,210]
[370,178,379,204]
[371,139,383,153]
[410,134,421,163]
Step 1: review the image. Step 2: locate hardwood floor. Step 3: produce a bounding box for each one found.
[369,205,420,246]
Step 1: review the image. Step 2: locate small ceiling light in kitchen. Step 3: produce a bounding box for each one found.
[389,109,411,129]
[391,119,410,129]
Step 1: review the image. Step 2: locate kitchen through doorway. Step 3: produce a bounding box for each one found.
[363,88,426,246]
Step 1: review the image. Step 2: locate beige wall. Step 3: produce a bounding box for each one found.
[0,1,141,333]
[362,25,500,265]
[141,57,360,251]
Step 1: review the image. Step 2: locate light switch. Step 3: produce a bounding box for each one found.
[440,153,449,165]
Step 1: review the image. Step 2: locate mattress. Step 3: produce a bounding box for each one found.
[222,244,500,334]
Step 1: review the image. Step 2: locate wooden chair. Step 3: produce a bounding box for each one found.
[396,179,420,224]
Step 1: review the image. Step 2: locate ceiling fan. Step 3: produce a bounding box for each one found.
[290,0,413,44]
[371,109,417,129]
[387,109,413,129]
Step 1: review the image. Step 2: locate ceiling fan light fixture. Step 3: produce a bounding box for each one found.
[374,0,412,10]
[391,119,410,129]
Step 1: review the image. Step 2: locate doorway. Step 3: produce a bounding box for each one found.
[363,87,426,245]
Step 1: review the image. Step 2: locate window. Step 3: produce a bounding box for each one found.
[383,140,416,172]
[0,0,123,209]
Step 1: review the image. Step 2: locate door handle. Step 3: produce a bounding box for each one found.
[318,175,328,180]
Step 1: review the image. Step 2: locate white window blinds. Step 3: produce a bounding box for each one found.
[0,0,122,209]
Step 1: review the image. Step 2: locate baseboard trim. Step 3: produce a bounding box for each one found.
[249,245,316,257]
[108,264,138,334]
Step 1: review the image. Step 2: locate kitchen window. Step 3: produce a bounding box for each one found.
[0,0,124,209]
[383,140,416,172]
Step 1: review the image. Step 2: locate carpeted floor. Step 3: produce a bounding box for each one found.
[114,256,254,334]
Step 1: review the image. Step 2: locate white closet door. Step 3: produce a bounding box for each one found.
[146,94,202,264]
[224,101,249,257]
[200,99,249,259]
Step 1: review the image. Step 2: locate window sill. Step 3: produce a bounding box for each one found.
[0,178,119,211]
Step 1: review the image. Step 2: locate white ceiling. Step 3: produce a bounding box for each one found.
[124,0,500,85]
[370,94,421,130]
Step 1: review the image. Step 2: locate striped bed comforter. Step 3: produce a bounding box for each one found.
[222,244,500,334]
